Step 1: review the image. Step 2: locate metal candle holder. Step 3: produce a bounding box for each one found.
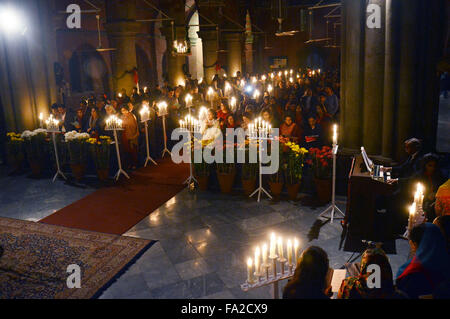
[248,119,273,202]
[105,116,129,181]
[140,106,157,167]
[46,116,67,182]
[157,102,172,158]
[318,142,345,223]
[179,115,201,187]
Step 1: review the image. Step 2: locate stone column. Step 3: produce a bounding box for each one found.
[341,0,365,150]
[382,0,399,158]
[224,33,242,77]
[395,0,419,159]
[161,24,186,87]
[198,30,218,84]
[105,22,140,94]
[362,0,385,154]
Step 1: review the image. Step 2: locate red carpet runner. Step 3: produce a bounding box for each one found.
[40,158,188,235]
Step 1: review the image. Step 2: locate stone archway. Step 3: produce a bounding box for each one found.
[186,5,204,80]
[135,44,153,88]
[69,44,110,94]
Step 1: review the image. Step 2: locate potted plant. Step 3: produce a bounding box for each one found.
[242,161,258,197]
[284,142,308,201]
[21,129,48,176]
[308,146,333,204]
[269,169,284,200]
[216,161,236,194]
[88,136,111,181]
[65,131,90,181]
[6,132,25,172]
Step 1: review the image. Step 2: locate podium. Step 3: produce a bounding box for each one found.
[344,155,397,247]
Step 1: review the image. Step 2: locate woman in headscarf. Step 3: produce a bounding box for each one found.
[283,246,332,299]
[338,247,406,299]
[396,223,450,298]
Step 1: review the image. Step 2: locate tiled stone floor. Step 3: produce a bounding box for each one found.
[0,166,410,299]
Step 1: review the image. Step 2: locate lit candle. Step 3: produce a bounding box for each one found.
[333,124,338,145]
[185,94,193,108]
[262,243,268,265]
[230,96,237,112]
[277,236,283,259]
[294,238,299,264]
[254,247,260,276]
[39,112,44,128]
[287,239,292,265]
[140,103,150,122]
[267,84,273,95]
[157,101,168,116]
[247,258,254,284]
[269,232,277,258]
[408,202,416,231]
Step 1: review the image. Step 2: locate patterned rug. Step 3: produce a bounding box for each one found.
[0,217,154,299]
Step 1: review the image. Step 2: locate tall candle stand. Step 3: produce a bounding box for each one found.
[248,119,273,202]
[106,115,130,181]
[179,115,201,186]
[46,116,67,182]
[140,105,157,167]
[319,125,345,223]
[157,102,172,158]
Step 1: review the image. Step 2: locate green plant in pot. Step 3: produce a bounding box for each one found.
[21,128,49,176]
[88,136,111,181]
[284,142,308,200]
[241,147,258,197]
[307,146,333,204]
[65,131,90,182]
[6,132,25,172]
[216,144,236,194]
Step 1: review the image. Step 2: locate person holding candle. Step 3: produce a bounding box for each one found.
[280,113,302,144]
[282,246,332,299]
[410,154,446,221]
[435,179,450,217]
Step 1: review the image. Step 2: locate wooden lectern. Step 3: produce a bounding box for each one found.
[344,155,397,243]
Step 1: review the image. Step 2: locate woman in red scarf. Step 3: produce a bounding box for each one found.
[217,100,230,129]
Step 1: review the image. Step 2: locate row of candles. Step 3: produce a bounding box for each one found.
[246,233,300,284]
[248,118,273,139]
[407,183,425,233]
[179,114,201,133]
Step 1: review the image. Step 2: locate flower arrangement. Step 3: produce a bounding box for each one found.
[307,146,333,179]
[64,131,89,165]
[284,142,308,185]
[6,132,25,167]
[21,128,48,168]
[87,136,111,171]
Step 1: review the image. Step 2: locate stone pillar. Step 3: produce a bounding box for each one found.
[161,25,186,87]
[105,22,140,94]
[198,30,218,84]
[341,0,365,149]
[224,33,243,77]
[395,0,419,159]
[362,0,385,154]
[382,0,399,158]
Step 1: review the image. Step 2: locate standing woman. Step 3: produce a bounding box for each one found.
[120,105,140,170]
[87,108,103,138]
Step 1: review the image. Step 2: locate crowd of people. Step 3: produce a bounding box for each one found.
[283,218,450,299]
[49,68,340,169]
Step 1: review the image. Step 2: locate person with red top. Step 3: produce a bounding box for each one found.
[280,114,302,144]
[217,100,231,129]
[225,114,237,129]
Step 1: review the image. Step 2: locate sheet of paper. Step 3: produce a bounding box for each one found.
[331,269,347,293]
